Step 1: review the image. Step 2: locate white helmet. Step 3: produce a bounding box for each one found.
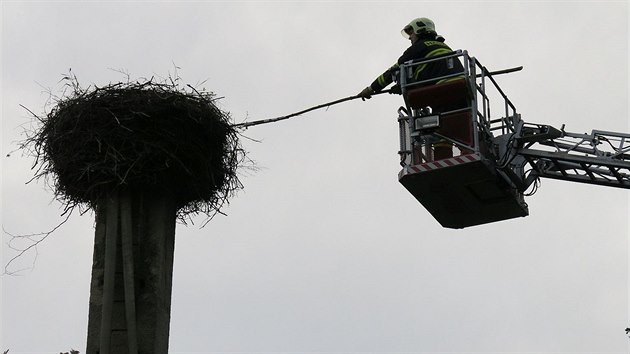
[401,17,436,39]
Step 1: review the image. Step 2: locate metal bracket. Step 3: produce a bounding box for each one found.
[515,124,563,145]
[412,114,440,134]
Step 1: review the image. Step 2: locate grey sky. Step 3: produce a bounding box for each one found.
[2,1,629,353]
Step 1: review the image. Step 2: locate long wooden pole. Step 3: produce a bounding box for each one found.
[232,65,523,129]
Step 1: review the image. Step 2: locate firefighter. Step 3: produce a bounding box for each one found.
[358,18,465,160]
[358,17,463,99]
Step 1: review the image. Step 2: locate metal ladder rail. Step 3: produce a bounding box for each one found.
[516,129,630,188]
[518,148,630,188]
[471,57,519,137]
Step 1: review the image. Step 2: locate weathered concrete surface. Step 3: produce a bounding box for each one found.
[86,191,176,354]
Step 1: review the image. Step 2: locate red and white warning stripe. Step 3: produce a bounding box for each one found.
[399,153,481,178]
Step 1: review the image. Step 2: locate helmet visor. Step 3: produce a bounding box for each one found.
[401,25,413,39]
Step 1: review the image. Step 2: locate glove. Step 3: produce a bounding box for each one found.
[389,84,401,95]
[358,86,374,101]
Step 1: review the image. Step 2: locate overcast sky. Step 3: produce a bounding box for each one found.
[1,1,629,353]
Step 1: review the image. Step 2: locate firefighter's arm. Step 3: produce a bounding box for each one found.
[358,63,399,100]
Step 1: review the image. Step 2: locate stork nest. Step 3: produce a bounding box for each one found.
[25,75,246,221]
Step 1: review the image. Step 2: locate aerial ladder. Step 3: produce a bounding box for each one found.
[396,50,630,228]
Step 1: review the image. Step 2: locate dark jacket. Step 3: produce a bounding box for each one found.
[369,34,464,93]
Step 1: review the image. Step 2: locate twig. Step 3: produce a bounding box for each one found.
[3,211,73,276]
[232,89,392,129]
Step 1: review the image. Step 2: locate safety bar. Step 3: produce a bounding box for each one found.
[399,50,469,90]
[397,50,522,167]
[398,51,519,138]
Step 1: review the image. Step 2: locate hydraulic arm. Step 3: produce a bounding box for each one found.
[395,50,628,228]
[496,121,630,191]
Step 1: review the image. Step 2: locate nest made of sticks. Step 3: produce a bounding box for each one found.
[25,74,246,220]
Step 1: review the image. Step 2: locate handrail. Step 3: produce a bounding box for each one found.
[397,50,523,167]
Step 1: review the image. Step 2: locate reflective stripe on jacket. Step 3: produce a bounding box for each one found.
[369,35,464,93]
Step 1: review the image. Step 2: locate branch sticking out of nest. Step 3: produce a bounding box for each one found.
[25,73,248,221]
